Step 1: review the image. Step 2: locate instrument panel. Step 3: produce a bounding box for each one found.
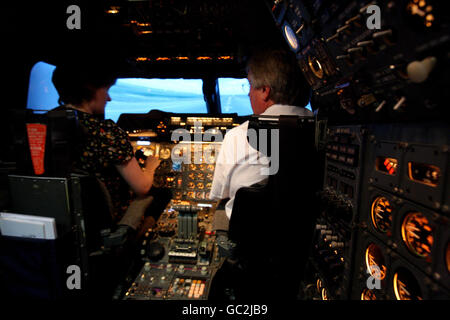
[121,114,240,300]
[130,137,221,202]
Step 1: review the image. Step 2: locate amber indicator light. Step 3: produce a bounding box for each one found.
[408,162,440,187]
[375,157,398,175]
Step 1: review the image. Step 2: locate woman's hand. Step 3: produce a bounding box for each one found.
[145,155,161,173]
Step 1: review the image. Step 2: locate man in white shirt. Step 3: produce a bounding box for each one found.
[209,49,312,220]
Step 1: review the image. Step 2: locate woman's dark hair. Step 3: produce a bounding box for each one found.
[52,60,117,106]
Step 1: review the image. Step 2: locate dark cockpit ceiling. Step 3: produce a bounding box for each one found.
[4,0,286,80]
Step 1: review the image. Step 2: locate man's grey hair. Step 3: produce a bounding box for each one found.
[246,49,311,107]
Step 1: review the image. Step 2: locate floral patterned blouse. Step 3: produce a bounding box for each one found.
[58,106,135,223]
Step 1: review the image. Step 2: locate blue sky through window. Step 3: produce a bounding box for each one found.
[218,78,252,115]
[26,62,310,121]
[27,62,207,122]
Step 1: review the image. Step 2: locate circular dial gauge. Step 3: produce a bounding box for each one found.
[316,278,323,293]
[401,212,434,258]
[308,55,324,79]
[159,147,171,160]
[393,268,423,300]
[371,196,393,233]
[365,243,387,281]
[284,24,299,51]
[361,289,377,300]
[321,288,329,300]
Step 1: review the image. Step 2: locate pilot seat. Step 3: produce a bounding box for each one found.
[210,115,320,300]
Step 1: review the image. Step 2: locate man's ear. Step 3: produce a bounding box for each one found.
[261,85,271,102]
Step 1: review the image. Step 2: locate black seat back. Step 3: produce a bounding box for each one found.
[226,115,320,299]
[1,109,114,299]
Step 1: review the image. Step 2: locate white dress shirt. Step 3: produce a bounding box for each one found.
[209,104,313,219]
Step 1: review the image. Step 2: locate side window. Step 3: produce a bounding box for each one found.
[218,78,252,115]
[27,61,59,113]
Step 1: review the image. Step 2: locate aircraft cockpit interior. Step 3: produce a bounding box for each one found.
[0,0,448,310]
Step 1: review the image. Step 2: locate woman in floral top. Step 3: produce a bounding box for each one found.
[51,60,161,227]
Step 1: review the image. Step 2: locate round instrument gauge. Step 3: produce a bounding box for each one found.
[207,164,215,172]
[187,182,195,189]
[190,164,197,171]
[284,24,299,51]
[159,147,171,160]
[393,268,423,300]
[197,173,204,180]
[187,192,195,199]
[308,55,324,79]
[188,173,196,180]
[316,278,322,293]
[361,289,377,300]
[365,243,387,281]
[143,146,155,157]
[196,192,204,200]
[371,196,393,233]
[174,191,182,200]
[401,212,433,258]
[321,288,329,300]
[196,182,204,190]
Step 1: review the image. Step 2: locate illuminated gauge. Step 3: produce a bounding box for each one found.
[188,182,195,189]
[321,288,329,300]
[187,192,195,199]
[196,192,204,200]
[365,243,387,281]
[205,192,210,199]
[197,182,205,190]
[316,278,323,293]
[148,145,156,155]
[375,157,398,176]
[393,268,423,300]
[190,164,197,171]
[446,242,450,274]
[206,182,212,189]
[174,191,182,200]
[206,173,214,180]
[401,212,433,258]
[408,162,441,187]
[361,289,377,300]
[159,147,171,160]
[207,164,215,172]
[283,24,299,51]
[188,173,196,180]
[308,55,324,79]
[198,164,206,171]
[197,173,204,180]
[370,196,393,233]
